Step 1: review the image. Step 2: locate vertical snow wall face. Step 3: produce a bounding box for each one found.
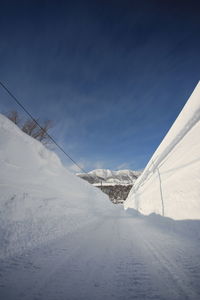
[124,82,200,220]
[0,114,115,258]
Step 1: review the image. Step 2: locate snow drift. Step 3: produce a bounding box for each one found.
[0,114,114,259]
[124,82,200,220]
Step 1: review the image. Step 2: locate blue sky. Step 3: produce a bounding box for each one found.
[0,0,200,172]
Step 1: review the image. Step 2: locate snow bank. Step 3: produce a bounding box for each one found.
[124,82,200,220]
[0,114,114,259]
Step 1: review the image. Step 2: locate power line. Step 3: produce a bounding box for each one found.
[0,80,87,174]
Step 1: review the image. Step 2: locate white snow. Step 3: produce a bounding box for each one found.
[1,99,200,299]
[1,209,200,300]
[124,82,200,220]
[0,114,115,259]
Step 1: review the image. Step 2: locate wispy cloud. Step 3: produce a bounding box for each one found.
[67,163,85,174]
[116,162,131,170]
[0,0,199,173]
[92,161,106,170]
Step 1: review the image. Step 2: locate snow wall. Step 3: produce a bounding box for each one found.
[124,82,200,220]
[0,114,115,259]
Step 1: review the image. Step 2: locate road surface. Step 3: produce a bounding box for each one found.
[0,207,200,300]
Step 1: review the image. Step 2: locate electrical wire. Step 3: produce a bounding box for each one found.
[0,80,87,174]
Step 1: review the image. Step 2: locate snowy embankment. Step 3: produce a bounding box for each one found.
[124,82,200,220]
[0,114,114,259]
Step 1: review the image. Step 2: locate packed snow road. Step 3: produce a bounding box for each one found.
[1,207,200,300]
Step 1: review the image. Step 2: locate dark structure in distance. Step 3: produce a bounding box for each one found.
[77,169,142,203]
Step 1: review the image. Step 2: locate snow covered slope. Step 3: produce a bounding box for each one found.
[124,82,200,220]
[77,169,142,185]
[0,114,114,259]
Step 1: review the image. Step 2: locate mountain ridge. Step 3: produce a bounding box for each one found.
[77,169,142,185]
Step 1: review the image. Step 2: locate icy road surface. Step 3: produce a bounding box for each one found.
[1,208,200,300]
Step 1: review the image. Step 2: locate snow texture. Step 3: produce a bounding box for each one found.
[1,109,200,300]
[124,82,200,220]
[1,209,200,300]
[0,114,115,259]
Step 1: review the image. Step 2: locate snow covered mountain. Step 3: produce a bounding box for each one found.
[124,82,200,220]
[0,114,115,259]
[77,169,142,185]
